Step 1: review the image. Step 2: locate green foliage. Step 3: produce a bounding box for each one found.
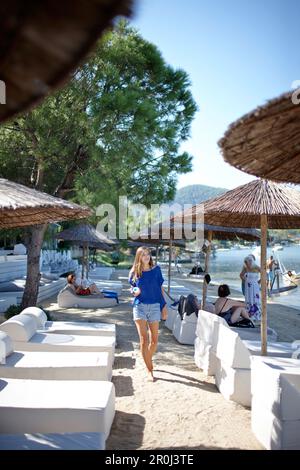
[4,304,23,320]
[4,304,52,320]
[0,21,196,221]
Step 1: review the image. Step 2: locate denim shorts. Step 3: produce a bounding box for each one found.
[133,303,161,322]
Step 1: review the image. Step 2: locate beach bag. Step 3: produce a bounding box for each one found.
[178,295,187,320]
[185,294,199,318]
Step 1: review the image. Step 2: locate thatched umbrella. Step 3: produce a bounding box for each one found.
[218,91,300,184]
[55,223,116,278]
[165,220,259,302]
[0,178,91,228]
[137,222,259,295]
[173,179,300,354]
[0,177,91,308]
[0,0,132,123]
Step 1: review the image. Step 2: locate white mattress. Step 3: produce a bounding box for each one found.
[12,333,115,369]
[0,378,115,439]
[1,351,111,381]
[0,432,105,450]
[43,321,116,337]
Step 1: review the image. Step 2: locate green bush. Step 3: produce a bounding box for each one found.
[4,304,23,320]
[4,304,52,321]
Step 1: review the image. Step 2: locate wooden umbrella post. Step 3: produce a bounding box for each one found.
[81,245,85,280]
[86,242,89,280]
[202,230,213,309]
[167,239,172,294]
[261,214,268,355]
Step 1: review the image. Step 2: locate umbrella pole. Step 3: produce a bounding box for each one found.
[155,246,159,266]
[81,245,85,280]
[202,230,212,308]
[86,243,89,280]
[167,239,172,294]
[261,215,268,355]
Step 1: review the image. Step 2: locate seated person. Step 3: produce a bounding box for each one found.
[214,284,253,325]
[67,274,103,296]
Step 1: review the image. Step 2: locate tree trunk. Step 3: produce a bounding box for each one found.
[21,224,47,309]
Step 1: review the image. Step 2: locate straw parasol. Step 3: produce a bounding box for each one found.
[218,91,300,184]
[0,0,132,123]
[136,221,259,295]
[0,178,91,228]
[173,179,300,354]
[55,223,116,278]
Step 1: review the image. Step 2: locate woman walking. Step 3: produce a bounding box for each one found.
[129,247,167,381]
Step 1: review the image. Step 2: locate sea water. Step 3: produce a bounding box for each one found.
[207,245,300,311]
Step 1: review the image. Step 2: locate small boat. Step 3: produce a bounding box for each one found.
[269,284,298,294]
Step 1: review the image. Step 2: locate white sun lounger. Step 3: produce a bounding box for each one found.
[0,315,115,370]
[0,331,111,381]
[20,306,116,338]
[0,378,115,439]
[0,432,106,450]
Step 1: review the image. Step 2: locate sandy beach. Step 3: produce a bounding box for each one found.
[35,268,298,450]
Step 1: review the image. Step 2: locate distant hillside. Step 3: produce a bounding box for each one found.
[172,184,228,206]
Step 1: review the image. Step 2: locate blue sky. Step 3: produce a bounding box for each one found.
[131,0,300,190]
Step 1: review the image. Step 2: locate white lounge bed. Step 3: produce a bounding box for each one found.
[0,432,106,450]
[20,306,116,338]
[0,314,115,370]
[57,285,118,309]
[0,331,111,381]
[0,378,115,439]
[251,356,300,450]
[194,309,278,376]
[214,323,295,406]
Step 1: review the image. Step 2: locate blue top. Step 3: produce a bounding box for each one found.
[129,265,166,310]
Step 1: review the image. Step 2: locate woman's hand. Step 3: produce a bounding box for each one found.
[131,286,141,297]
[161,305,168,321]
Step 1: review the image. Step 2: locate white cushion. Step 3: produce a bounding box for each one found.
[215,361,251,407]
[251,356,300,421]
[172,313,197,345]
[216,324,251,368]
[2,351,111,381]
[20,307,47,329]
[252,398,300,450]
[165,306,177,331]
[0,331,13,361]
[0,432,105,450]
[0,314,36,342]
[0,379,115,439]
[194,338,219,376]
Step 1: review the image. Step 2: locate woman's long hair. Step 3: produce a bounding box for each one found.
[130,246,154,281]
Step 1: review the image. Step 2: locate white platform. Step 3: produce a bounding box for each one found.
[0,315,115,370]
[172,312,197,345]
[251,356,300,449]
[214,324,295,406]
[1,350,111,381]
[0,378,115,439]
[21,306,116,338]
[0,432,105,450]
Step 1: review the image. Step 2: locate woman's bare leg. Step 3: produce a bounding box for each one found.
[148,321,159,364]
[135,319,153,380]
[231,307,250,323]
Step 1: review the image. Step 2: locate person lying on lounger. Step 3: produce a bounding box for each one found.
[67,274,103,296]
